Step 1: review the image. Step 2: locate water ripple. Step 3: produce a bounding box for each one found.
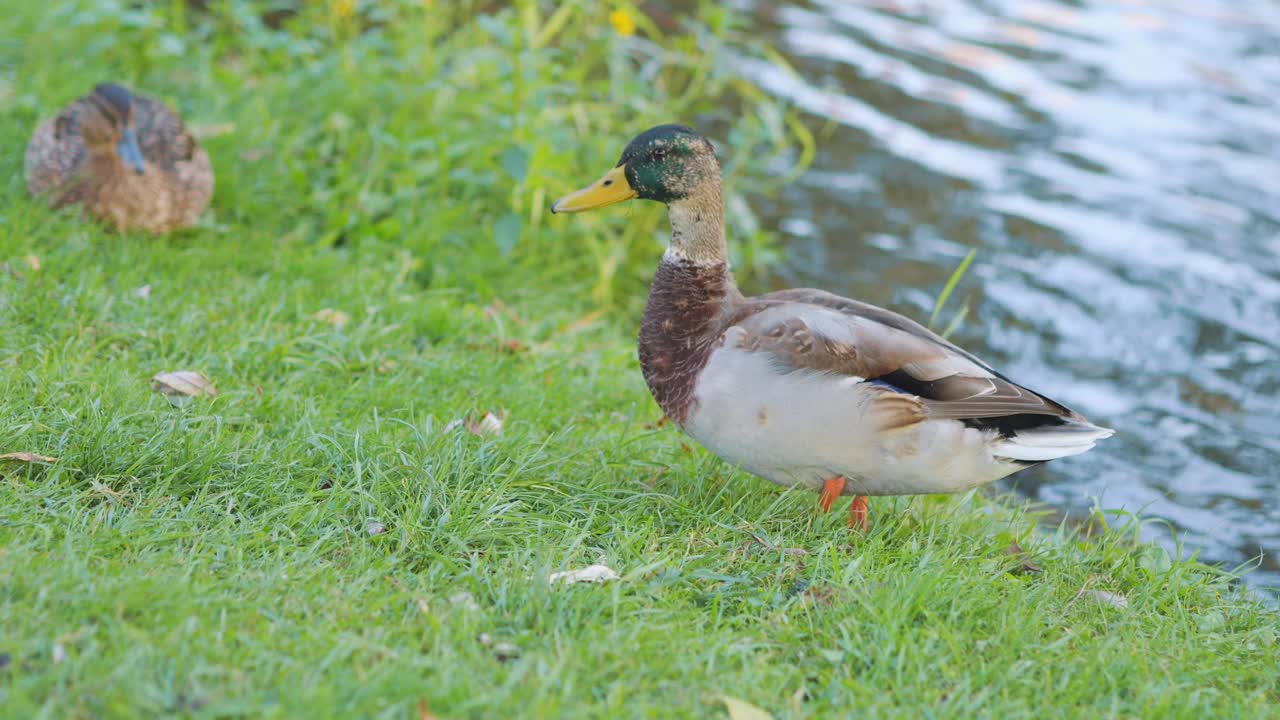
[712,0,1280,589]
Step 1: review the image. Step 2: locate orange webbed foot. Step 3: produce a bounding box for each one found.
[848,495,869,532]
[819,476,846,513]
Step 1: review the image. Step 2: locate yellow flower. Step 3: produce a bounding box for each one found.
[331,0,356,19]
[609,9,636,37]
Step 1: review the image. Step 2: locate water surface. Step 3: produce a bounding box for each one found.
[699,0,1280,589]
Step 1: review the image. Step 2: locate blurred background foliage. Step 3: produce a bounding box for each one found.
[6,0,812,305]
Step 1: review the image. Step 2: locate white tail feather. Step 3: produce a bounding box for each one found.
[992,422,1115,462]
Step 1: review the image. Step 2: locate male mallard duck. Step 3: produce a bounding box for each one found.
[552,124,1113,530]
[24,83,213,234]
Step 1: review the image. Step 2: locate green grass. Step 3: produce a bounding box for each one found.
[1,1,1277,718]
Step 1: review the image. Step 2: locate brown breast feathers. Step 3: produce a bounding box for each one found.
[637,257,738,425]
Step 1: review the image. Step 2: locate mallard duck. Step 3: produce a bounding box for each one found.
[24,83,213,234]
[552,124,1113,530]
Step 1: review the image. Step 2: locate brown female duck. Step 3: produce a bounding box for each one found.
[552,124,1113,530]
[24,83,213,234]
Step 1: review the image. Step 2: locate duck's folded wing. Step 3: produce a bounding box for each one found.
[24,115,87,201]
[762,287,1006,374]
[132,98,191,164]
[731,297,1083,430]
[133,96,214,212]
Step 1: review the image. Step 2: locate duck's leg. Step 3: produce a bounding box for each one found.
[818,476,846,513]
[848,495,869,532]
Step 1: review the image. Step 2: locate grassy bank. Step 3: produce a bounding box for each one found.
[1,2,1276,717]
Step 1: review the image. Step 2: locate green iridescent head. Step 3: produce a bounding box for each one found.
[551,124,719,213]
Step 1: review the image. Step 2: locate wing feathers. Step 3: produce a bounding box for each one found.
[728,295,1091,432]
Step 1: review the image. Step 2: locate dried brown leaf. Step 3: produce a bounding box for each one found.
[0,452,58,464]
[1004,539,1043,575]
[310,308,350,329]
[465,412,503,437]
[151,371,217,398]
[549,564,620,585]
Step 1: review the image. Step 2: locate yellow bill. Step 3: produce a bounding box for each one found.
[551,165,636,213]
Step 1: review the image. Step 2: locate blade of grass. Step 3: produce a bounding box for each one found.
[940,301,970,340]
[929,248,976,330]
